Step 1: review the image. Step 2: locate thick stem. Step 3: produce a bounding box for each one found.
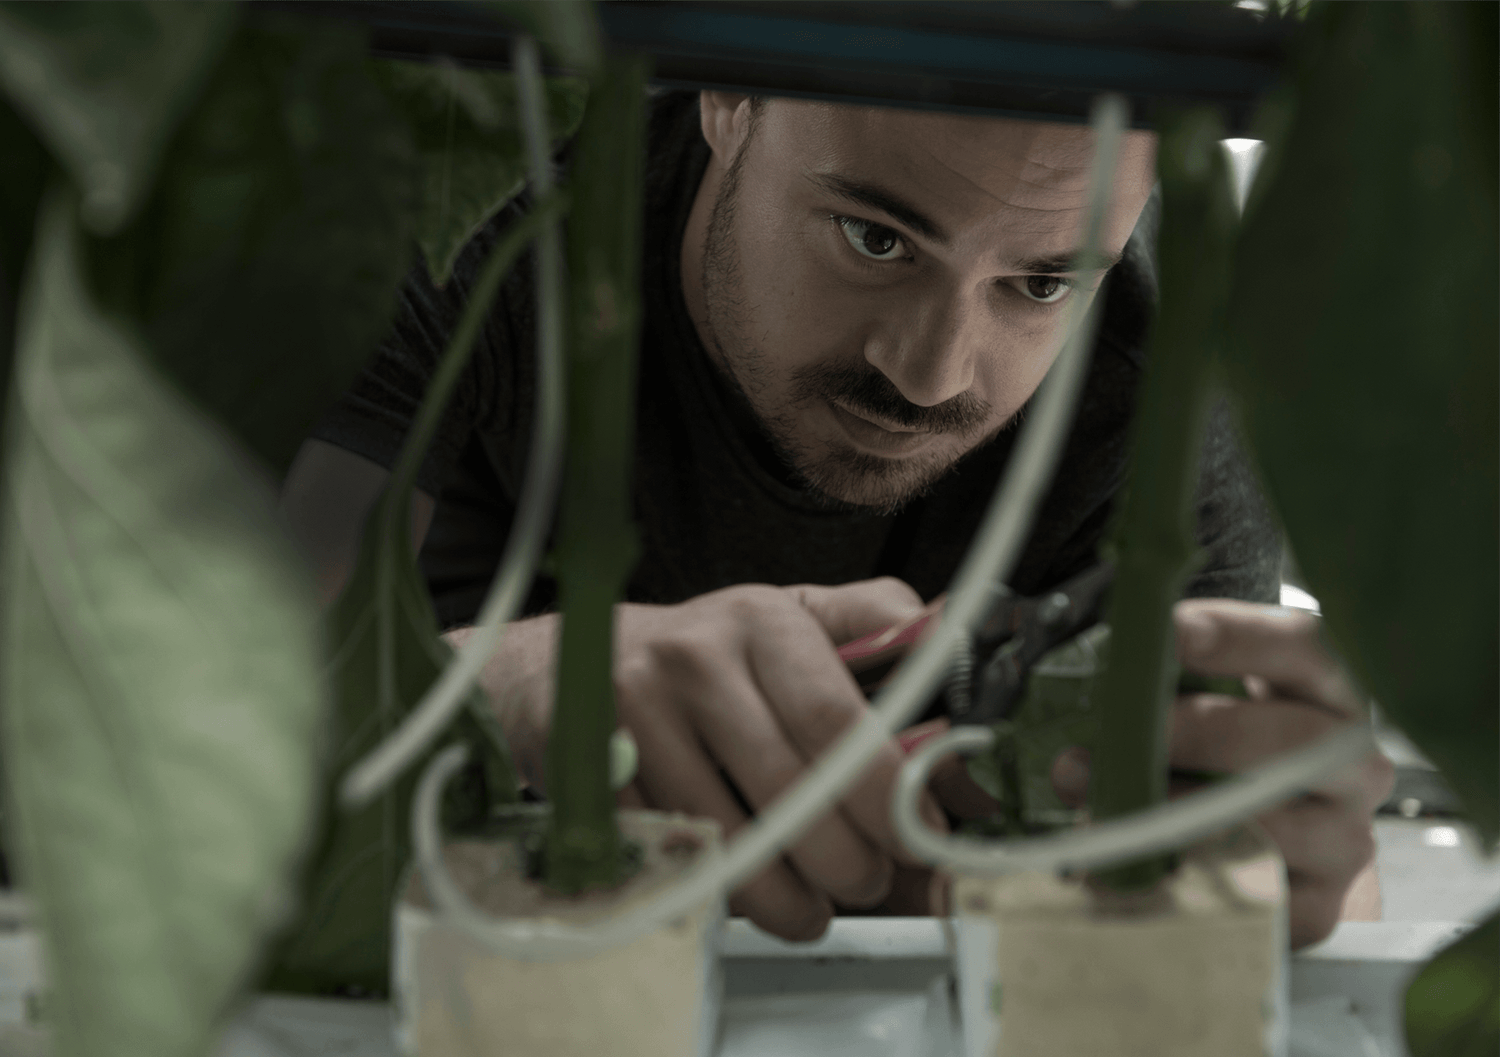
[543,55,650,894]
[1088,109,1239,891]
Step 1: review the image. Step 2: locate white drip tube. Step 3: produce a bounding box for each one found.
[891,722,1378,876]
[411,94,1132,959]
[341,35,565,809]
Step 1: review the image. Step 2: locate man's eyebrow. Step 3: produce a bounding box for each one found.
[1014,250,1124,274]
[810,173,949,245]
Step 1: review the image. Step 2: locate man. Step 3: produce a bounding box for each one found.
[281,90,1393,949]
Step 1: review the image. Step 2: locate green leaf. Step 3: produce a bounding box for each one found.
[259,498,509,996]
[0,0,237,234]
[256,194,566,997]
[1404,912,1499,1057]
[372,58,586,286]
[85,15,420,477]
[488,0,602,73]
[1223,1,1498,848]
[0,96,50,433]
[0,194,326,1057]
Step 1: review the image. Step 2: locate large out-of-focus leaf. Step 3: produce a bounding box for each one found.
[0,97,49,433]
[0,195,326,1057]
[257,200,562,995]
[0,1,236,234]
[1223,2,1498,848]
[85,15,419,477]
[1404,911,1499,1057]
[261,471,515,997]
[372,59,585,286]
[488,0,602,73]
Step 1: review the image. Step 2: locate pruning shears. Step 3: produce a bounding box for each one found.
[836,561,1247,731]
[835,562,1115,723]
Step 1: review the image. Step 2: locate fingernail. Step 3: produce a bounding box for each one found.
[899,725,943,755]
[1052,748,1091,800]
[1177,611,1217,659]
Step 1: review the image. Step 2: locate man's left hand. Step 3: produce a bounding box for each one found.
[1048,598,1396,950]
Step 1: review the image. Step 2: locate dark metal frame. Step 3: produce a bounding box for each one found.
[259,1,1296,133]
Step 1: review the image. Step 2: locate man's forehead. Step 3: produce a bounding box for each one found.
[759,97,1154,239]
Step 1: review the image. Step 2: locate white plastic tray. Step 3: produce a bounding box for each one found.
[189,917,1476,1057]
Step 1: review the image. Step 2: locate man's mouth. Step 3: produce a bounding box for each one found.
[827,400,938,455]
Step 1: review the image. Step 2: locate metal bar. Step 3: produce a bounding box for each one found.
[253,0,1293,133]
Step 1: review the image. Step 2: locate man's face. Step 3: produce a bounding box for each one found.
[683,95,1157,513]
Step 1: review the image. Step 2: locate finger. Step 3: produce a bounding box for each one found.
[904,719,1000,824]
[1257,799,1378,887]
[1169,694,1391,814]
[615,781,648,810]
[689,661,896,908]
[745,605,947,868]
[1051,746,1091,808]
[928,750,1002,821]
[894,716,978,827]
[792,577,925,645]
[628,699,833,940]
[1173,599,1360,716]
[1286,873,1349,951]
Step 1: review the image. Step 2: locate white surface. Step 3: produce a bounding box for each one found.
[722,917,949,960]
[1372,819,1500,924]
[0,916,1430,1057]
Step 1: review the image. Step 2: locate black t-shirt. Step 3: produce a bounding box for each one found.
[312,92,1281,629]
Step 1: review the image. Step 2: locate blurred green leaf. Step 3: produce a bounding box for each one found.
[257,195,565,996]
[0,194,326,1057]
[259,496,510,995]
[86,15,419,477]
[1404,913,1499,1057]
[0,97,49,433]
[372,59,586,286]
[488,0,602,73]
[0,0,236,234]
[1224,1,1498,848]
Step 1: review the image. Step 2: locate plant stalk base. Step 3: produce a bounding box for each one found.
[952,823,1289,1057]
[393,810,724,1057]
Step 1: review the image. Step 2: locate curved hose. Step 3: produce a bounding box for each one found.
[891,722,1378,876]
[341,35,565,809]
[408,94,1131,959]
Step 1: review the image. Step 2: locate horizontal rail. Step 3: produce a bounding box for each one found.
[251,0,1292,132]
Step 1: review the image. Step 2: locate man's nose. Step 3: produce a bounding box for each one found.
[862,287,982,408]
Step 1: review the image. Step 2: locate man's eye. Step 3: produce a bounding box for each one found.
[1022,275,1073,304]
[834,216,907,262]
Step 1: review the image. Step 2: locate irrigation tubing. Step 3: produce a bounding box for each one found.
[891,721,1378,876]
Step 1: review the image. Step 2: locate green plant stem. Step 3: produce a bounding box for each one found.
[543,54,650,895]
[1088,109,1238,892]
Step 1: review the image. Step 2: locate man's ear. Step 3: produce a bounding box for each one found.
[699,90,756,162]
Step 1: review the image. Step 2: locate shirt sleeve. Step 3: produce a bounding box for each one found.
[309,205,533,499]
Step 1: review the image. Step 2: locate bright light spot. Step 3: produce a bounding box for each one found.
[1224,137,1264,153]
[1423,826,1461,848]
[1280,584,1321,613]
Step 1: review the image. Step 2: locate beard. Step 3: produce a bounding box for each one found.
[698,137,996,515]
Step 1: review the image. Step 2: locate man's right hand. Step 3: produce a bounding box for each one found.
[450,576,949,941]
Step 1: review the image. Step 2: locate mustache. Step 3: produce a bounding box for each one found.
[792,362,992,435]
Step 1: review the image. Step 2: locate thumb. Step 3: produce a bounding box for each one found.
[1050,746,1091,808]
[791,577,927,645]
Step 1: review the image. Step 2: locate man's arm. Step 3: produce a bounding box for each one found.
[279,437,946,942]
[281,440,436,606]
